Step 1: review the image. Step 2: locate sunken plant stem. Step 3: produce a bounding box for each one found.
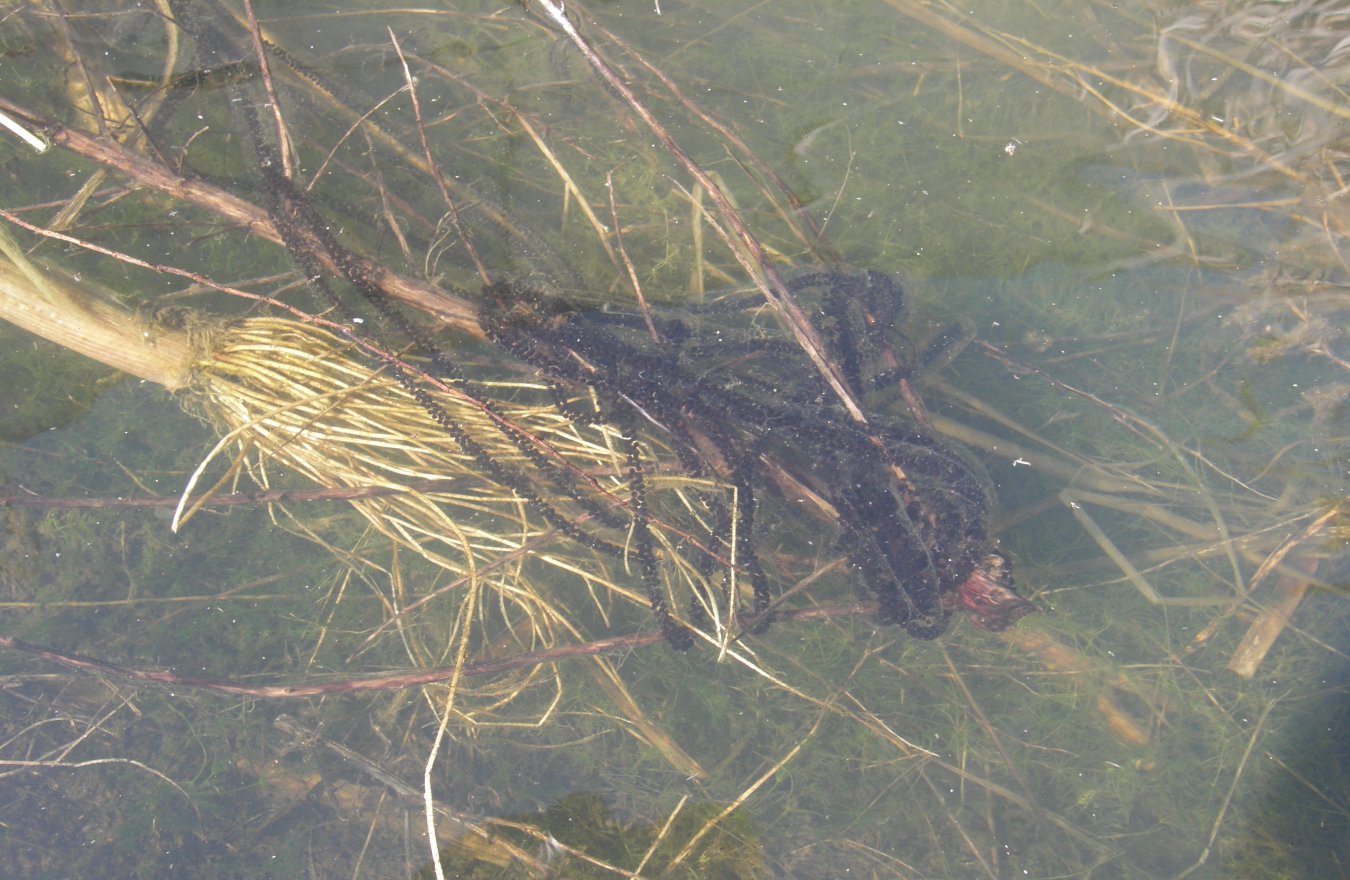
[0,227,195,390]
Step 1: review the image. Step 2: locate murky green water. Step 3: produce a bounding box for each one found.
[2,1,1347,877]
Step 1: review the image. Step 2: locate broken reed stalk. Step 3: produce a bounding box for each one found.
[0,228,194,390]
[1227,557,1316,680]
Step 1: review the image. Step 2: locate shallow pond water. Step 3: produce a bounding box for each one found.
[1,1,1347,877]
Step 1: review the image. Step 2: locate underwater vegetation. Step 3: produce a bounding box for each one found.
[0,0,1346,877]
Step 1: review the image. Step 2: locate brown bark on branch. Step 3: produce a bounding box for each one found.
[0,604,878,699]
[0,94,480,336]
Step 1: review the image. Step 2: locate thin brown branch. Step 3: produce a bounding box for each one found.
[386,26,490,285]
[0,603,881,699]
[606,171,660,343]
[0,478,477,511]
[241,0,292,179]
[0,94,479,334]
[530,0,867,424]
[584,14,837,263]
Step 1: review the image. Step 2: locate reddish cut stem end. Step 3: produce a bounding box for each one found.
[948,553,1037,632]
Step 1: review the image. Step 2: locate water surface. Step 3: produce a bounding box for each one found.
[1,1,1346,877]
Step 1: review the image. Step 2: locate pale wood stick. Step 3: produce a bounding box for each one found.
[0,227,194,390]
[1227,555,1318,679]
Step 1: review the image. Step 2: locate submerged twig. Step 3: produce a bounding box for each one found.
[530,0,867,424]
[1174,695,1279,879]
[0,603,883,699]
[0,95,480,332]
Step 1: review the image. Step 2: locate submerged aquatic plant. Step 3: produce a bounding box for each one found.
[0,1,1346,878]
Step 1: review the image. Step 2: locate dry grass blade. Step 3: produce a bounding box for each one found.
[189,316,744,666]
[531,0,867,425]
